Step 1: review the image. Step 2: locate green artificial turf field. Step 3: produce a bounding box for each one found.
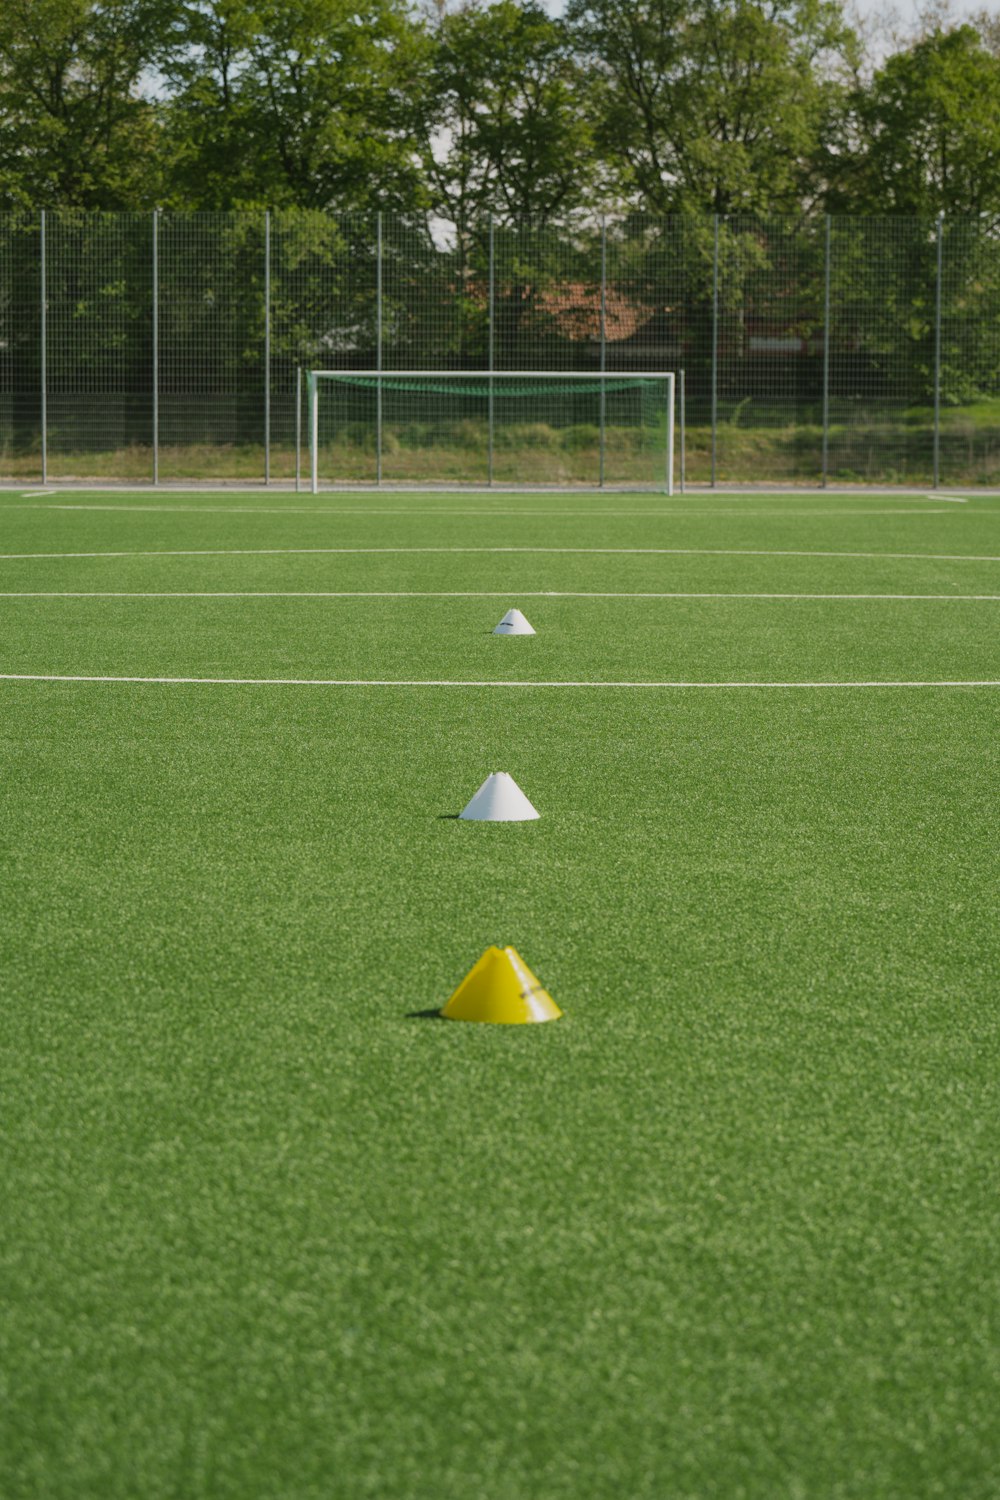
[1,488,998,1499]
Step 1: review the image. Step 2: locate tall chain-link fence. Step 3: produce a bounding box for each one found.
[2,210,1000,485]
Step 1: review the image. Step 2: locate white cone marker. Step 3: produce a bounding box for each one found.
[493,608,535,636]
[459,772,540,822]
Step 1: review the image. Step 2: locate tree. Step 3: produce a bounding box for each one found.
[419,0,600,238]
[568,0,855,215]
[971,7,1000,56]
[828,26,1000,215]
[0,0,178,209]
[413,2,604,368]
[160,0,428,211]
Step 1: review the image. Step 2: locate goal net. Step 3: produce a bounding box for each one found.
[304,371,675,492]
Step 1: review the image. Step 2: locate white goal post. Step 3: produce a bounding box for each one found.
[304,369,676,494]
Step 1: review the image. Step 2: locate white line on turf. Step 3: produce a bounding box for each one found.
[4,485,991,496]
[1,591,999,602]
[2,546,1000,562]
[1,674,998,688]
[19,502,959,517]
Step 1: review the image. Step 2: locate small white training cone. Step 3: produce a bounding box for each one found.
[459,772,540,822]
[493,608,535,636]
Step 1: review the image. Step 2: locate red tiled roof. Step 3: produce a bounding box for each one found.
[534,283,660,341]
[470,279,662,341]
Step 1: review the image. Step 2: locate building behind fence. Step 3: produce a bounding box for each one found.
[2,211,1000,485]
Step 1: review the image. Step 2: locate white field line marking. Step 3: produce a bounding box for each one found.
[25,503,660,516]
[20,502,960,517]
[2,673,999,689]
[16,503,684,516]
[20,489,57,498]
[3,546,1000,563]
[3,484,990,496]
[1,484,972,502]
[2,590,1000,602]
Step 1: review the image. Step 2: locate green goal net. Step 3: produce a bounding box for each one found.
[304,371,675,491]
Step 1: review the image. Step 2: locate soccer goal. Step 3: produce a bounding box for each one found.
[302,370,676,492]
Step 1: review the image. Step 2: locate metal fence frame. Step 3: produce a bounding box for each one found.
[7,209,999,487]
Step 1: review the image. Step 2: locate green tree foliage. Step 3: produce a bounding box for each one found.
[828,26,1000,216]
[419,0,598,234]
[159,0,428,211]
[567,0,854,215]
[971,8,1000,57]
[822,21,1000,405]
[0,0,177,208]
[415,1,602,365]
[4,0,1000,228]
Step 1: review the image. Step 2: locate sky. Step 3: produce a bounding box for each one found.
[533,0,997,72]
[537,0,990,33]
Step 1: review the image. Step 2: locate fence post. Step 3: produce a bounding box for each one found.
[665,372,675,495]
[822,214,831,489]
[934,214,943,489]
[376,211,383,487]
[295,367,301,493]
[599,217,607,489]
[488,216,495,486]
[152,209,159,485]
[40,210,47,484]
[309,371,319,494]
[679,368,686,493]
[711,214,719,488]
[264,210,271,486]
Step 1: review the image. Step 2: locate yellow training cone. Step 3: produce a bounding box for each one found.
[440,946,562,1025]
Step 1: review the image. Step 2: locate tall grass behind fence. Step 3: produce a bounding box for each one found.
[2,211,1000,484]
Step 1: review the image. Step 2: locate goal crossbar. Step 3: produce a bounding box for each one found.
[305,369,675,494]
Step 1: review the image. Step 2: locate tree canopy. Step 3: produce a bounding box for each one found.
[568,0,853,214]
[160,0,427,211]
[419,0,596,235]
[2,0,1000,220]
[0,0,178,207]
[828,26,1000,216]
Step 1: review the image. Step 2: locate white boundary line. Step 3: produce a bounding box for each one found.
[3,502,961,517]
[2,673,998,689]
[1,590,999,602]
[2,483,989,496]
[2,546,1000,562]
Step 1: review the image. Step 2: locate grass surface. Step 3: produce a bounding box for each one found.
[1,489,999,1499]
